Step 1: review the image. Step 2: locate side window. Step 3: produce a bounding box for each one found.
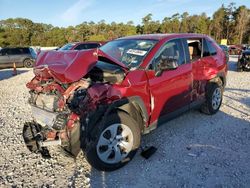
[206,40,217,56]
[74,44,86,50]
[187,39,202,61]
[75,43,99,50]
[154,39,185,68]
[21,48,30,54]
[202,39,210,57]
[85,43,99,49]
[8,48,21,55]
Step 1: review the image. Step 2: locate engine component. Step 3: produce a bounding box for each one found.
[87,60,125,84]
[67,88,88,114]
[52,113,68,130]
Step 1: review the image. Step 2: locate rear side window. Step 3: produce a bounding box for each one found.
[187,39,202,61]
[8,48,22,55]
[206,39,217,56]
[202,39,210,57]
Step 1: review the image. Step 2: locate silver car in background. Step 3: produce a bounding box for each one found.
[0,47,36,69]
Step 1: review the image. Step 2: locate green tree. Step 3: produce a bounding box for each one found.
[233,5,250,44]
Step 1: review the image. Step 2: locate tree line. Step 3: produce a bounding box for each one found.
[0,3,249,47]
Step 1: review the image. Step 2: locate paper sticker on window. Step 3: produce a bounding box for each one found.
[127,49,147,56]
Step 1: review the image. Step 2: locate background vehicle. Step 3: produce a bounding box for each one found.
[24,34,227,171]
[228,45,243,55]
[58,41,105,51]
[237,50,250,71]
[219,44,229,62]
[0,47,36,68]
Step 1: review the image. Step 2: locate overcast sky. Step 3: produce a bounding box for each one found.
[0,0,249,27]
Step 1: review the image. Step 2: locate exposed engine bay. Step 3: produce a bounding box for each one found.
[24,51,125,158]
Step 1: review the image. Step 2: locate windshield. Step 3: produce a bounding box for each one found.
[58,43,74,51]
[100,39,157,68]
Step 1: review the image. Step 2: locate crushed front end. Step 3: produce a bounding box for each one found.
[23,50,125,158]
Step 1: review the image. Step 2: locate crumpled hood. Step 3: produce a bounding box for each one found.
[34,49,127,83]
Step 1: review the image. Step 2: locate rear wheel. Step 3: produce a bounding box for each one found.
[243,63,250,71]
[201,82,223,115]
[237,61,243,72]
[23,58,34,68]
[84,111,141,171]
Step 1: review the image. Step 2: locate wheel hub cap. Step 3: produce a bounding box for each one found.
[96,123,133,164]
[212,87,222,110]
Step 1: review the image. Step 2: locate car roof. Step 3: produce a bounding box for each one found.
[71,41,104,45]
[1,47,30,49]
[118,33,210,41]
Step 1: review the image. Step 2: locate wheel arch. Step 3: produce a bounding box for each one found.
[208,72,226,89]
[81,96,148,149]
[116,96,148,133]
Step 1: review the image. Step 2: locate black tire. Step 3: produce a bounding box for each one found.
[243,65,250,72]
[237,61,243,72]
[237,68,243,72]
[201,82,223,115]
[23,58,34,68]
[84,111,141,171]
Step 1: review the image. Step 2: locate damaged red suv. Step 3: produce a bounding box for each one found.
[24,34,227,171]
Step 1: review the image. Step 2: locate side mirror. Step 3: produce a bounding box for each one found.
[155,55,178,76]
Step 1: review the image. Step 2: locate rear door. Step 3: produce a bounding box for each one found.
[184,37,219,104]
[185,38,204,102]
[146,38,192,123]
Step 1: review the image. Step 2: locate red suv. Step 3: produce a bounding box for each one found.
[24,34,227,171]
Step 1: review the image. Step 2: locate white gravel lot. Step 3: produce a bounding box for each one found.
[0,57,249,188]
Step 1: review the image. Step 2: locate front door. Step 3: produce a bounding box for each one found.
[146,39,192,124]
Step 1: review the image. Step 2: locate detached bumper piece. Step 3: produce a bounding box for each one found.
[23,122,62,159]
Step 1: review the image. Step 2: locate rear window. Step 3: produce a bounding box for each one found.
[0,48,8,55]
[29,48,37,58]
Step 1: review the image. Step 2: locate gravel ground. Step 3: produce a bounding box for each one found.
[0,57,249,188]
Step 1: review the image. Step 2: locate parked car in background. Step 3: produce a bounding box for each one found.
[24,34,227,171]
[219,44,229,62]
[237,49,250,71]
[228,45,243,55]
[0,47,36,69]
[58,41,105,51]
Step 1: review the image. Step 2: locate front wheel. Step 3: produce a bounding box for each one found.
[84,111,141,171]
[23,59,34,68]
[201,83,223,115]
